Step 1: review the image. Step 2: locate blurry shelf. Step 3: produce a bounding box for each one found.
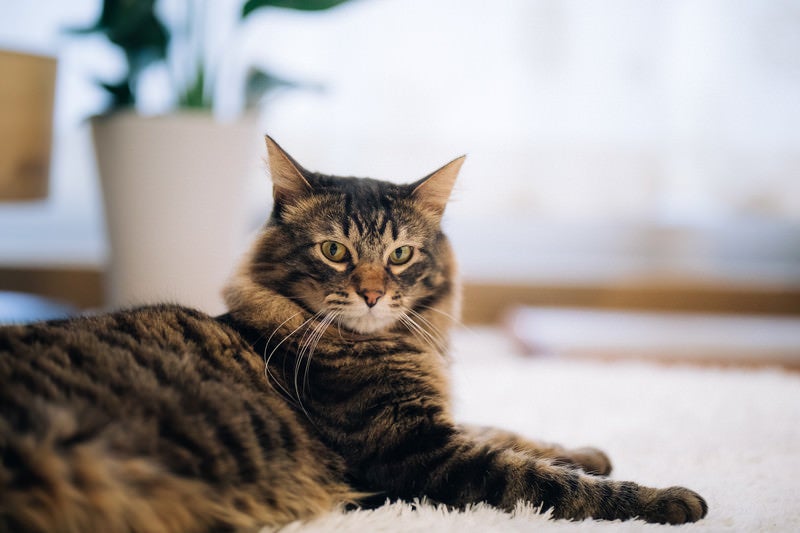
[507,306,800,370]
[0,266,103,310]
[461,280,800,324]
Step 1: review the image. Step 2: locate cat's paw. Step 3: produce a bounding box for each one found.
[640,486,708,524]
[556,447,612,476]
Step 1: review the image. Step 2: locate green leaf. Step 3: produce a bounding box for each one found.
[99,79,135,111]
[67,0,167,60]
[244,68,324,108]
[242,0,353,18]
[109,13,168,59]
[245,69,294,107]
[179,66,211,110]
[69,0,156,35]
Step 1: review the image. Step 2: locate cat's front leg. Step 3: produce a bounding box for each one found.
[459,424,612,476]
[433,442,706,523]
[354,425,707,524]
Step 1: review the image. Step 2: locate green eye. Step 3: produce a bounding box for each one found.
[320,241,348,262]
[388,245,413,265]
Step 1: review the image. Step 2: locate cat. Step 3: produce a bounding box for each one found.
[0,137,707,532]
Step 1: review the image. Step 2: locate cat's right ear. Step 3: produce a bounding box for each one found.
[265,135,312,204]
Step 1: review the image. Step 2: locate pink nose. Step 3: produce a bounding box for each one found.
[359,289,384,308]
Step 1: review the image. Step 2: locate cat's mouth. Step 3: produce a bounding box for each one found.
[320,292,399,335]
[336,304,398,334]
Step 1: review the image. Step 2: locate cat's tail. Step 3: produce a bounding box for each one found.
[0,403,269,533]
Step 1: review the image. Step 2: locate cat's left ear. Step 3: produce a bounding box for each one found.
[411,155,465,219]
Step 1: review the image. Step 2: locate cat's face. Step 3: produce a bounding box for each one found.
[244,137,463,335]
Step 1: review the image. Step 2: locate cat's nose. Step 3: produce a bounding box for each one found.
[358,289,384,308]
[353,262,387,308]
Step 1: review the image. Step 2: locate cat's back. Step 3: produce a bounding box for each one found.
[0,305,351,532]
[1,304,263,415]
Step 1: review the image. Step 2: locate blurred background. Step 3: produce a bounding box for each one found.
[1,0,799,366]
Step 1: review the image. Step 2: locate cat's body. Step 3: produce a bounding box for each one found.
[0,138,707,532]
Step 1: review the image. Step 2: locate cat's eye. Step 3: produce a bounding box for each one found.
[388,245,413,265]
[320,241,349,262]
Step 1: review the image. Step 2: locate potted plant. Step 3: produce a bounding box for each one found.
[76,0,352,314]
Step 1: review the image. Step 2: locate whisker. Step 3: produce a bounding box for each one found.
[335,313,346,339]
[406,308,448,341]
[294,310,337,424]
[263,310,321,406]
[295,317,323,399]
[399,313,446,356]
[301,311,338,402]
[400,315,438,354]
[292,310,327,392]
[418,304,486,351]
[417,304,473,332]
[404,308,449,354]
[262,311,303,401]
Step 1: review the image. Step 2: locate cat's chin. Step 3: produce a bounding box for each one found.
[337,311,396,335]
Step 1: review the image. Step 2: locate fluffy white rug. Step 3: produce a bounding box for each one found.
[262,328,800,532]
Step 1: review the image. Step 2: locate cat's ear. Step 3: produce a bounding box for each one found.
[411,155,465,218]
[265,135,312,204]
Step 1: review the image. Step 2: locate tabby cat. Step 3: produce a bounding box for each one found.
[0,137,707,532]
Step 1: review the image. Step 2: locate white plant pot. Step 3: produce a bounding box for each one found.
[92,111,259,315]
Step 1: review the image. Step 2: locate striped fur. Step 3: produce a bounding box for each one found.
[0,137,706,531]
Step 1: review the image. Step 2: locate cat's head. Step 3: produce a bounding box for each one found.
[226,136,464,335]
